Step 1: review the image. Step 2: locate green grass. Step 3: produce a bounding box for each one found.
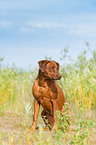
[0,47,96,144]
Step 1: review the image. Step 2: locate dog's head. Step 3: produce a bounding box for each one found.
[38,60,62,80]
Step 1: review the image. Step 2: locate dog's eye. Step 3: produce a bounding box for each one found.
[49,68,53,72]
[51,67,54,70]
[49,68,52,71]
[50,67,55,72]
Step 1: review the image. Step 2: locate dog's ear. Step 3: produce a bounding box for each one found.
[38,60,50,72]
[56,62,60,70]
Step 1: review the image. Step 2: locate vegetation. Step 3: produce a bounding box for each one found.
[0,45,96,144]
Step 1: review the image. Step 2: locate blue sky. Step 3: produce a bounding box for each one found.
[0,0,96,68]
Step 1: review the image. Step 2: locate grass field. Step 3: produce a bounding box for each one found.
[0,47,96,144]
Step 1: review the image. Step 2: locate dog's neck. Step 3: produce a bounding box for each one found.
[37,69,55,87]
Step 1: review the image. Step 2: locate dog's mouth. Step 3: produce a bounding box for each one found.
[52,74,62,80]
[44,72,62,80]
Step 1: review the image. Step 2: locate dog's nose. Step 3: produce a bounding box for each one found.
[58,74,62,79]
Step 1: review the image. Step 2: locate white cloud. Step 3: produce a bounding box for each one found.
[21,27,35,32]
[69,24,96,37]
[21,20,96,38]
[21,20,66,32]
[26,21,65,29]
[0,21,12,28]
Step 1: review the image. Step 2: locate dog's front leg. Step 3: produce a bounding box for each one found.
[52,99,58,131]
[30,99,40,131]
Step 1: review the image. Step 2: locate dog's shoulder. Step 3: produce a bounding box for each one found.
[32,79,40,98]
[32,79,48,99]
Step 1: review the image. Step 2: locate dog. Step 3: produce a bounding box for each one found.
[30,60,68,131]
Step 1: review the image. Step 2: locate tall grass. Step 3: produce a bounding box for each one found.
[59,47,96,110]
[0,63,37,114]
[0,46,96,144]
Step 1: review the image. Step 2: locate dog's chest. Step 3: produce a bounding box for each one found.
[40,83,57,112]
[39,81,57,99]
[33,80,58,114]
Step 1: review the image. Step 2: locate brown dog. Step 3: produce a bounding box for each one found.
[30,60,67,131]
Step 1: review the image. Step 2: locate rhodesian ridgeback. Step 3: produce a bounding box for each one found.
[30,60,68,131]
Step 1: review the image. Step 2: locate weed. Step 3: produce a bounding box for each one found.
[56,103,71,132]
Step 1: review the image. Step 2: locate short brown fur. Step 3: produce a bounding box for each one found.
[30,60,67,131]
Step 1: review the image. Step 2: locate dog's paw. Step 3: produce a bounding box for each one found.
[29,127,36,132]
[52,125,57,132]
[43,127,49,131]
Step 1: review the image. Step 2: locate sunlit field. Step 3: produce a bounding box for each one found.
[0,47,96,144]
